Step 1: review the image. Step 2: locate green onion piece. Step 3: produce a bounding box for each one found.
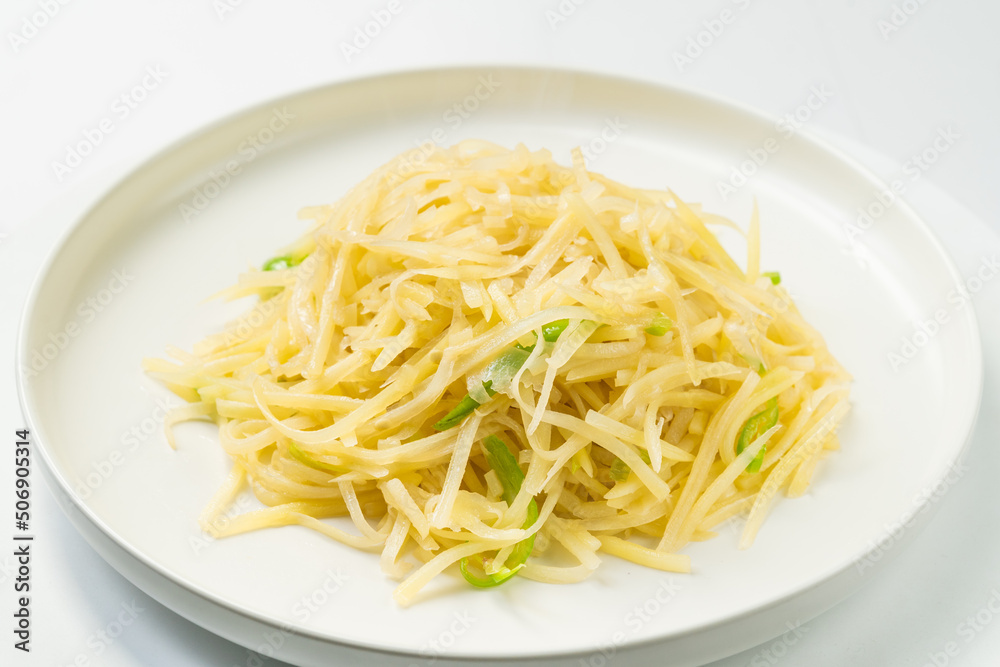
[644,313,673,336]
[762,271,781,285]
[288,443,347,474]
[460,435,538,588]
[736,397,779,473]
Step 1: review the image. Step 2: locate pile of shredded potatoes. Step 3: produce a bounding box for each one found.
[146,140,851,606]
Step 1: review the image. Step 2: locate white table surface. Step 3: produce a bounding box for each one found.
[3,2,998,665]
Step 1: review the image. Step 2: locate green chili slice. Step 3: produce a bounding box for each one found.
[288,443,347,474]
[262,254,306,271]
[609,449,651,482]
[460,435,538,587]
[644,313,673,336]
[610,458,631,482]
[541,319,570,342]
[434,321,576,431]
[433,394,484,431]
[736,397,779,473]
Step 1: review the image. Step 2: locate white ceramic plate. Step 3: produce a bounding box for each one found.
[17,68,982,667]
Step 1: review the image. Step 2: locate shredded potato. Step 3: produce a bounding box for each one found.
[145,140,851,606]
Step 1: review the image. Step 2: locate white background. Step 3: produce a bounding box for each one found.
[2,1,999,665]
